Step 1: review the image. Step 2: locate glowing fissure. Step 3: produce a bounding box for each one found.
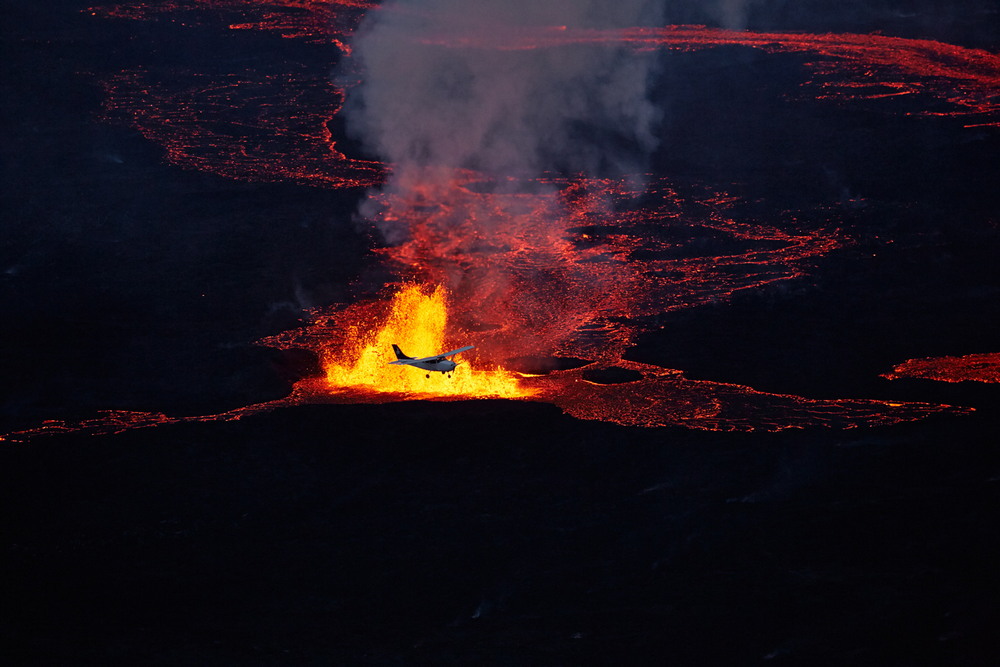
[95,17,1000,191]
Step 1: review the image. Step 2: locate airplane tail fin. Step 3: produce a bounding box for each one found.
[391,344,411,360]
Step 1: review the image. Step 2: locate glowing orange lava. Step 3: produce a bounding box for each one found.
[360,174,847,364]
[92,14,1000,191]
[883,352,1000,384]
[1,170,970,442]
[98,67,383,189]
[323,283,533,398]
[7,3,988,444]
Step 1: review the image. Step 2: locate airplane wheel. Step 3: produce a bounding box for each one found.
[425,374,430,379]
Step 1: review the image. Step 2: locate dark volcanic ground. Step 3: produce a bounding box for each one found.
[3,1,1000,665]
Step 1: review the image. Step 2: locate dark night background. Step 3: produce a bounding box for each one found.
[3,1,999,664]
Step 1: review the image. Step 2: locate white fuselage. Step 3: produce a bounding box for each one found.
[411,358,458,373]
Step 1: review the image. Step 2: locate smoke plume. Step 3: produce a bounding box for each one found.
[715,0,757,29]
[340,0,666,241]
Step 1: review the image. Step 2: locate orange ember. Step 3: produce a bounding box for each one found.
[883,352,1000,384]
[323,283,533,398]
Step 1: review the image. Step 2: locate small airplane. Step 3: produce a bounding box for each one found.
[389,344,475,378]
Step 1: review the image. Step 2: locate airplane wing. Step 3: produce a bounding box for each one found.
[436,345,475,359]
[388,345,475,365]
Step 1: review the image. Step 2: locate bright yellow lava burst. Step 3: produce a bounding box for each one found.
[324,284,533,398]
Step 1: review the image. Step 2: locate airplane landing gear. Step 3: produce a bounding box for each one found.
[425,374,430,379]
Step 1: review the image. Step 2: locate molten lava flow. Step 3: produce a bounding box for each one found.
[323,283,532,398]
[361,174,848,364]
[883,353,1000,384]
[8,2,985,444]
[94,6,1000,179]
[87,0,376,48]
[1,167,969,443]
[98,67,383,189]
[418,25,1000,126]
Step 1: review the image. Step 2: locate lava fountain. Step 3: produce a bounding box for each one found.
[323,282,533,398]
